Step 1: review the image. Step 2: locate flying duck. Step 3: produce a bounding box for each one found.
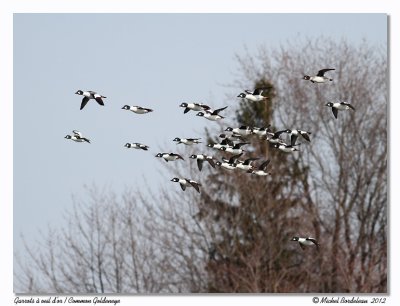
[267,129,288,144]
[235,157,260,171]
[207,139,233,150]
[122,105,153,114]
[325,101,355,119]
[225,126,253,136]
[303,68,335,83]
[273,143,299,153]
[173,137,202,145]
[220,142,249,155]
[179,102,211,114]
[248,160,271,176]
[215,153,242,171]
[196,106,228,121]
[189,154,215,171]
[171,177,201,193]
[275,129,311,146]
[237,88,268,102]
[124,143,149,150]
[291,236,320,251]
[64,130,91,143]
[155,153,185,162]
[75,90,106,110]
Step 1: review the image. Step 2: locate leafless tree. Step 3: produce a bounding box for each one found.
[15,184,209,293]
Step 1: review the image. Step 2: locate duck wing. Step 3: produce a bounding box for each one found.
[80,97,90,110]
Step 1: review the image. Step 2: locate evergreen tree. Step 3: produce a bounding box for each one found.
[197,79,315,293]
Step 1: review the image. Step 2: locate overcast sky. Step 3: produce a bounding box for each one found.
[14,13,387,261]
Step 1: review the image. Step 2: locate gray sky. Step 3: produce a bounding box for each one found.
[14,13,387,255]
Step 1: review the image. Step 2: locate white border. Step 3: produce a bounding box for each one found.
[2,1,397,305]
